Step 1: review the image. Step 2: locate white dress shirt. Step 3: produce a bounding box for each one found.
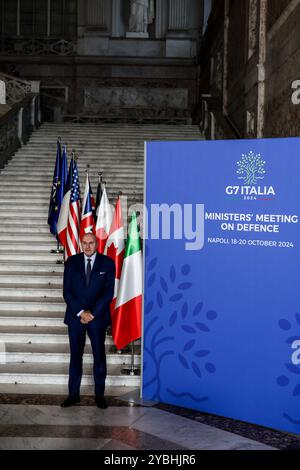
[77,252,97,317]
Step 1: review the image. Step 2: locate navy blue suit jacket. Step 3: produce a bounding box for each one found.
[63,252,116,328]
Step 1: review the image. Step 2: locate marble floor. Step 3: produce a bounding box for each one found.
[0,386,292,450]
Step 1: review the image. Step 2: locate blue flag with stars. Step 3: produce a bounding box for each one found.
[48,142,68,238]
[48,140,62,236]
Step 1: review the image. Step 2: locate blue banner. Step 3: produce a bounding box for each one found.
[143,138,300,435]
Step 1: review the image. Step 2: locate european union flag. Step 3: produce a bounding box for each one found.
[48,141,68,238]
[56,144,68,233]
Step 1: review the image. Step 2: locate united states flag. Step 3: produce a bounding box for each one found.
[66,161,81,259]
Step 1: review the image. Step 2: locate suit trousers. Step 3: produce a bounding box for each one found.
[68,320,107,397]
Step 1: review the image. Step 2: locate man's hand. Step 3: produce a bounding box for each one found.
[80,310,95,324]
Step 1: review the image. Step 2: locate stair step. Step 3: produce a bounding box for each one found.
[0,286,62,298]
[0,316,65,327]
[0,234,55,241]
[4,352,140,365]
[0,300,65,311]
[5,342,139,355]
[0,326,140,346]
[0,363,140,386]
[0,226,51,233]
[0,262,63,271]
[0,244,61,251]
[0,275,62,285]
[0,253,62,261]
[2,166,144,172]
[0,310,64,319]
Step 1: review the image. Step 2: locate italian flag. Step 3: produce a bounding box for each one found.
[112,212,142,350]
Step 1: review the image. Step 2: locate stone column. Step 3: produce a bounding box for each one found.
[0,81,6,105]
[168,0,189,31]
[257,0,267,138]
[155,0,168,39]
[248,0,258,59]
[111,0,121,37]
[223,0,230,114]
[86,0,106,28]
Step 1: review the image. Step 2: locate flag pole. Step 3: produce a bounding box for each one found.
[121,341,140,376]
[51,136,64,257]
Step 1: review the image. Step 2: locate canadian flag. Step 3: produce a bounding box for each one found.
[104,196,125,308]
[96,185,113,254]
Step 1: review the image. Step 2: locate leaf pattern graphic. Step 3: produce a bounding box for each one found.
[169,311,177,327]
[170,266,176,284]
[193,303,203,316]
[178,282,192,291]
[160,277,168,294]
[143,251,218,400]
[169,294,183,302]
[182,325,196,334]
[181,265,191,276]
[195,350,209,358]
[178,354,189,369]
[184,340,196,351]
[278,319,292,331]
[157,292,163,308]
[196,322,210,333]
[148,273,156,288]
[285,363,300,375]
[145,301,154,315]
[286,336,300,345]
[205,363,216,374]
[207,310,218,320]
[148,258,157,271]
[181,303,188,319]
[293,383,300,397]
[192,362,202,378]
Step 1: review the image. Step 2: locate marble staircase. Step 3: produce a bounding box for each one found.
[0,122,203,394]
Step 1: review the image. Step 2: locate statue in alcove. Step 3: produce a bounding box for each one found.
[129,0,155,33]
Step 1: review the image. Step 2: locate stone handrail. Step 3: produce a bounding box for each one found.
[0,92,41,169]
[198,95,241,140]
[0,73,40,107]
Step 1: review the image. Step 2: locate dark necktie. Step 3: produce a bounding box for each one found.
[86,258,92,286]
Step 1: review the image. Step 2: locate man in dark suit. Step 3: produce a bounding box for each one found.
[61,232,115,409]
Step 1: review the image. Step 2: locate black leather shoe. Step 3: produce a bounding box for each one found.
[95,396,108,409]
[61,396,80,407]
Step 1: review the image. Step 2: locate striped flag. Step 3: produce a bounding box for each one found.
[104,196,125,310]
[80,172,95,239]
[66,160,81,259]
[57,155,74,249]
[112,212,142,350]
[96,185,113,254]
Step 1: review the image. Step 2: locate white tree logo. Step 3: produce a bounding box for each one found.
[237,151,266,185]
